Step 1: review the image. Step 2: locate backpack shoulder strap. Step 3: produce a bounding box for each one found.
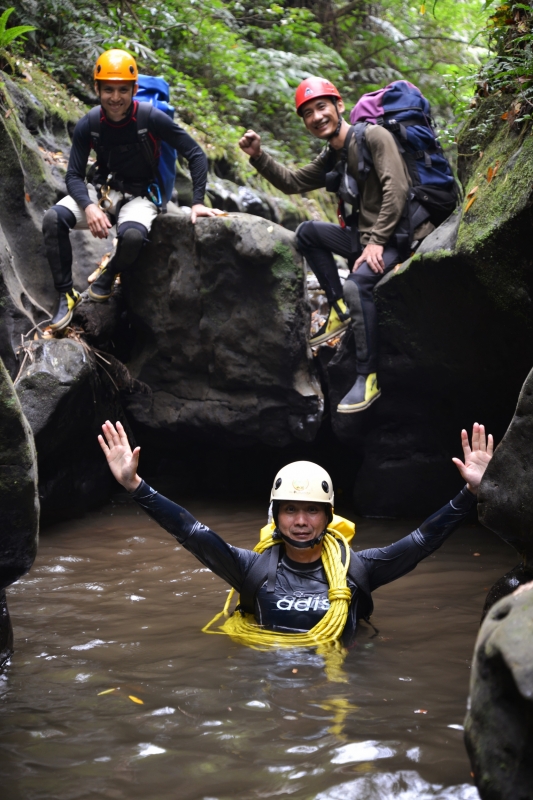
[238,544,281,615]
[88,106,102,149]
[352,122,372,182]
[135,102,158,172]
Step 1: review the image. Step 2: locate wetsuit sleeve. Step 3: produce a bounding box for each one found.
[65,115,93,210]
[249,150,327,194]
[148,108,208,205]
[130,480,257,591]
[355,487,476,592]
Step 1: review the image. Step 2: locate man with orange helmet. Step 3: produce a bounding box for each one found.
[239,77,421,414]
[42,49,220,332]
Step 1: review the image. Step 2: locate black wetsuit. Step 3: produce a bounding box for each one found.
[66,100,208,209]
[131,482,476,642]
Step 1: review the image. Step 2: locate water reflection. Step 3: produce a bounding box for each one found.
[1,493,516,799]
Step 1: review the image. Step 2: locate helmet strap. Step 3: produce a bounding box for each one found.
[273,527,327,550]
[326,100,344,141]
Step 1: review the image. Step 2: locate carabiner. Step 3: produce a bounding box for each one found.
[147,182,162,208]
[98,174,114,210]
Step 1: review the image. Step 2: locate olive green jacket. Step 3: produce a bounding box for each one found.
[250,124,411,247]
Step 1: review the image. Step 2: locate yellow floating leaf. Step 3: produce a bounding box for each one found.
[129,695,144,704]
[97,688,118,696]
[464,195,477,213]
[466,185,478,199]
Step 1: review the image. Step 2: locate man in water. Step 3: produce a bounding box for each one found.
[42,49,221,332]
[239,77,432,413]
[98,421,492,643]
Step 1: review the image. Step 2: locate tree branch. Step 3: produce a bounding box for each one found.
[362,34,468,62]
[333,1,366,20]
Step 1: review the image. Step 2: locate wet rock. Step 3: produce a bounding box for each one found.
[15,338,122,521]
[478,365,533,561]
[481,563,533,622]
[121,211,323,449]
[465,582,533,800]
[0,356,39,667]
[0,72,110,349]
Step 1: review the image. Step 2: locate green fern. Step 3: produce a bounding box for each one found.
[0,7,36,71]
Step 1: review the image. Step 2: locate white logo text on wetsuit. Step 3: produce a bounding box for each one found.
[276,595,330,612]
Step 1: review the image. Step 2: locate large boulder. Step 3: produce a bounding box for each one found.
[0,356,39,667]
[15,338,124,521]
[121,210,323,449]
[465,582,533,800]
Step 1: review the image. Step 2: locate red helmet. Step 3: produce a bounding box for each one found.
[295,77,342,115]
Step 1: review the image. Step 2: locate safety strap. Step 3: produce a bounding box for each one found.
[87,103,166,211]
[237,545,281,615]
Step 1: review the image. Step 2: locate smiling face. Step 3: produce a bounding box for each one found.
[300,96,345,140]
[277,500,328,547]
[95,80,137,121]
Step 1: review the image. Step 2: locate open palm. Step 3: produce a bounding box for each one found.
[452,423,493,495]
[98,420,141,492]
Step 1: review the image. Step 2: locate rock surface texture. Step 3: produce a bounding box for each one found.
[16,338,124,521]
[0,356,39,667]
[465,582,533,800]
[121,211,323,449]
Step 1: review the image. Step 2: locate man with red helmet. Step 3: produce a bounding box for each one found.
[42,49,221,332]
[239,76,423,413]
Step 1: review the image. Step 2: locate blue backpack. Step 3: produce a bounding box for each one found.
[135,74,177,208]
[350,80,458,227]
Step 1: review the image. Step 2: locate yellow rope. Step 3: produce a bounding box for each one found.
[202,529,352,650]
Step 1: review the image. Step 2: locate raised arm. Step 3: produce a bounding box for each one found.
[98,421,256,590]
[354,423,493,592]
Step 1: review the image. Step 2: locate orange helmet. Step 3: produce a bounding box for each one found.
[94,49,138,81]
[295,77,342,115]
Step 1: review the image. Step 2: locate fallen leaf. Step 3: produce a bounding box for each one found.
[25,193,31,203]
[5,108,12,119]
[473,552,481,556]
[487,166,493,183]
[128,695,144,704]
[493,160,501,178]
[466,185,478,199]
[22,71,32,82]
[414,709,428,714]
[292,668,298,673]
[33,332,39,340]
[97,688,118,696]
[464,195,477,213]
[501,112,508,120]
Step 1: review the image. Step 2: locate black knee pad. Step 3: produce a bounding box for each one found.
[42,205,75,238]
[115,223,147,268]
[295,220,316,250]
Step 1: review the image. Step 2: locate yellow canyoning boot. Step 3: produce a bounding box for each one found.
[49,288,82,332]
[337,373,381,414]
[310,298,351,347]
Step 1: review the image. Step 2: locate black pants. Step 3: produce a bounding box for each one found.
[296,221,399,375]
[42,205,148,293]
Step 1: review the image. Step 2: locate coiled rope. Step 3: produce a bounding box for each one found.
[202,529,352,649]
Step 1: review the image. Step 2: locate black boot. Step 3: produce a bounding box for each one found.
[88,263,117,302]
[49,288,82,332]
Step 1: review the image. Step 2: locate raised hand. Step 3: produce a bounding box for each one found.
[98,420,141,493]
[238,129,262,158]
[452,423,494,495]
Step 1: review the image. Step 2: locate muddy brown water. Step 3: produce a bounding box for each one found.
[0,489,518,800]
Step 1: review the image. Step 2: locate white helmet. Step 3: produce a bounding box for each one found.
[270,461,334,506]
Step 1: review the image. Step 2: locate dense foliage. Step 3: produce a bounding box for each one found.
[1,0,500,169]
